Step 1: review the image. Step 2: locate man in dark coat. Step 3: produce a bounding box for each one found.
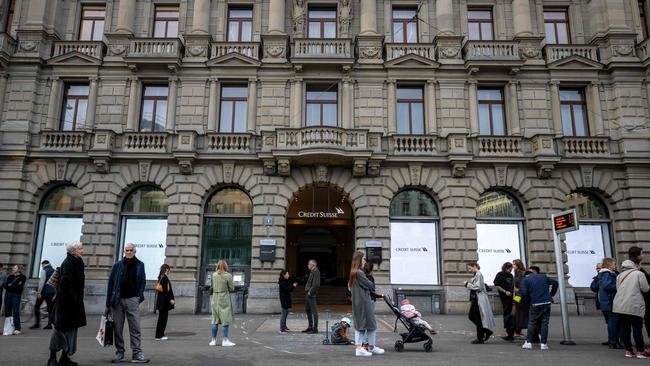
[48,242,86,366]
[302,259,320,334]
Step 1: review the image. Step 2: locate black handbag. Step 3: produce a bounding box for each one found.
[469,290,478,302]
[104,313,114,347]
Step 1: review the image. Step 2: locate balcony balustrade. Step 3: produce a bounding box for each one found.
[123,132,168,153]
[562,137,609,157]
[211,42,260,60]
[52,41,105,60]
[385,43,436,61]
[291,38,353,63]
[637,38,650,64]
[206,133,254,153]
[275,126,367,151]
[0,33,16,58]
[476,136,523,156]
[463,41,520,62]
[41,131,87,152]
[544,45,599,63]
[128,38,183,59]
[390,135,437,155]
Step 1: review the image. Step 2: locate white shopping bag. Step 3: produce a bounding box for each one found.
[3,317,14,336]
[96,315,107,346]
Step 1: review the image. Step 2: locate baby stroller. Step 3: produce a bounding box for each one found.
[384,295,434,352]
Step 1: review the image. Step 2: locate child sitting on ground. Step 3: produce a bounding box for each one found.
[330,317,353,345]
[400,299,437,335]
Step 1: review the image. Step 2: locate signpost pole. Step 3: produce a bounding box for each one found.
[551,212,576,345]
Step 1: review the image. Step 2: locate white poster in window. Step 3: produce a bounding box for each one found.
[476,223,522,286]
[122,218,168,280]
[38,217,83,277]
[390,222,439,285]
[565,224,606,288]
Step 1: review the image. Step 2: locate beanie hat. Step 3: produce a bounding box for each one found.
[401,298,410,306]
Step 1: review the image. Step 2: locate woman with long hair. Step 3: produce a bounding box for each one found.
[349,251,384,357]
[512,259,529,337]
[493,262,515,341]
[278,270,297,333]
[155,264,175,340]
[465,261,496,344]
[4,264,26,335]
[210,260,235,347]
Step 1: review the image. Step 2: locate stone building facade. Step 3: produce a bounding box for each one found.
[0,0,649,314]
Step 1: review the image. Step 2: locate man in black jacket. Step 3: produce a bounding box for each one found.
[302,260,320,334]
[629,246,650,339]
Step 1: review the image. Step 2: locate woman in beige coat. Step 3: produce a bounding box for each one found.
[209,260,235,347]
[613,259,650,358]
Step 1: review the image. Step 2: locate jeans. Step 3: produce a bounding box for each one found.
[211,324,229,338]
[112,297,142,356]
[527,304,551,344]
[619,314,645,353]
[4,292,21,331]
[602,310,620,345]
[305,294,318,330]
[355,329,376,346]
[155,309,168,339]
[34,293,54,326]
[280,308,289,330]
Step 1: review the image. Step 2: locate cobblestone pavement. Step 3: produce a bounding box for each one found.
[0,311,634,366]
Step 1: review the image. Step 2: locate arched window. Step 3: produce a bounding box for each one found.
[389,189,440,286]
[475,191,526,286]
[33,185,84,277]
[119,186,169,280]
[563,192,612,287]
[202,187,253,275]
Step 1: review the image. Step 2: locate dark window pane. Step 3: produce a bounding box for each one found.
[205,188,253,215]
[564,192,608,219]
[202,217,252,267]
[123,186,169,213]
[476,191,523,218]
[390,190,438,217]
[40,186,84,212]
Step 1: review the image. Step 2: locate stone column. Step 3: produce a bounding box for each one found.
[342,78,353,129]
[268,0,286,34]
[192,0,210,34]
[468,81,479,136]
[166,78,178,132]
[247,78,257,133]
[550,81,563,137]
[115,0,137,34]
[588,82,604,136]
[85,77,99,132]
[0,74,8,123]
[387,80,396,134]
[426,80,437,135]
[291,78,303,128]
[436,0,454,34]
[46,78,62,130]
[125,77,140,131]
[207,78,219,132]
[512,0,532,36]
[360,0,378,35]
[508,81,521,136]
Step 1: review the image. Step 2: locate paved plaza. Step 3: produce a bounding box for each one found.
[0,310,635,366]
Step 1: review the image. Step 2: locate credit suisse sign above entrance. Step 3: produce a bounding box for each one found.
[287,186,353,221]
[297,207,345,219]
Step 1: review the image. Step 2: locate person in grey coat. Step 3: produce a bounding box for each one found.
[302,259,320,334]
[465,261,496,344]
[349,251,384,357]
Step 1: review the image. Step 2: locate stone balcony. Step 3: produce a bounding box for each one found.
[389,135,437,155]
[561,137,610,157]
[475,136,524,157]
[544,44,599,64]
[210,42,260,61]
[52,41,105,61]
[274,126,369,151]
[125,38,184,67]
[122,132,169,153]
[206,133,255,154]
[40,131,89,152]
[384,43,436,62]
[291,38,353,65]
[463,40,522,68]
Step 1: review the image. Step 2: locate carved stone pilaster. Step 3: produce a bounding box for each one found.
[592,32,638,65]
[183,34,212,62]
[262,34,289,63]
[434,35,464,65]
[356,35,384,65]
[14,30,53,59]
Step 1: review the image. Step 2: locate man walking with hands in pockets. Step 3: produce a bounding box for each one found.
[302,260,320,334]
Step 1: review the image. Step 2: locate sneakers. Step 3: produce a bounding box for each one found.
[208,338,217,346]
[111,352,126,363]
[370,346,385,355]
[12,330,20,335]
[279,329,289,334]
[625,351,634,358]
[522,341,532,349]
[131,353,149,363]
[637,351,650,359]
[222,338,236,347]
[540,343,549,350]
[355,348,372,357]
[154,336,168,341]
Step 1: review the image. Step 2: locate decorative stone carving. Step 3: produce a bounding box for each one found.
[315,165,329,183]
[367,160,381,177]
[187,45,207,57]
[338,0,352,37]
[93,159,110,174]
[451,162,467,178]
[178,159,193,175]
[352,160,366,177]
[223,162,235,183]
[55,159,68,181]
[439,47,460,59]
[139,161,151,181]
[580,165,594,187]
[19,41,37,52]
[108,44,127,56]
[613,44,633,57]
[263,159,276,176]
[409,164,421,185]
[520,46,540,59]
[537,163,554,179]
[495,165,508,187]
[356,35,384,64]
[292,0,306,38]
[277,158,291,176]
[359,46,381,59]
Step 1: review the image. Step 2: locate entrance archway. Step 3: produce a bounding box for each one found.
[286,184,354,305]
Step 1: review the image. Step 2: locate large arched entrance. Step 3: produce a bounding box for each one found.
[286,184,354,305]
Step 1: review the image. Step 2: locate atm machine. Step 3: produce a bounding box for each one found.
[200,265,250,314]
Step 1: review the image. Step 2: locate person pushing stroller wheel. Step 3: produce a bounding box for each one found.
[349,251,385,357]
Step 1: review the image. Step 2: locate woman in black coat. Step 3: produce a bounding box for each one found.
[278,270,297,333]
[49,242,86,366]
[155,264,175,340]
[493,262,515,341]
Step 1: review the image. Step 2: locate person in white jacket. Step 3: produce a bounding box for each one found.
[613,259,650,358]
